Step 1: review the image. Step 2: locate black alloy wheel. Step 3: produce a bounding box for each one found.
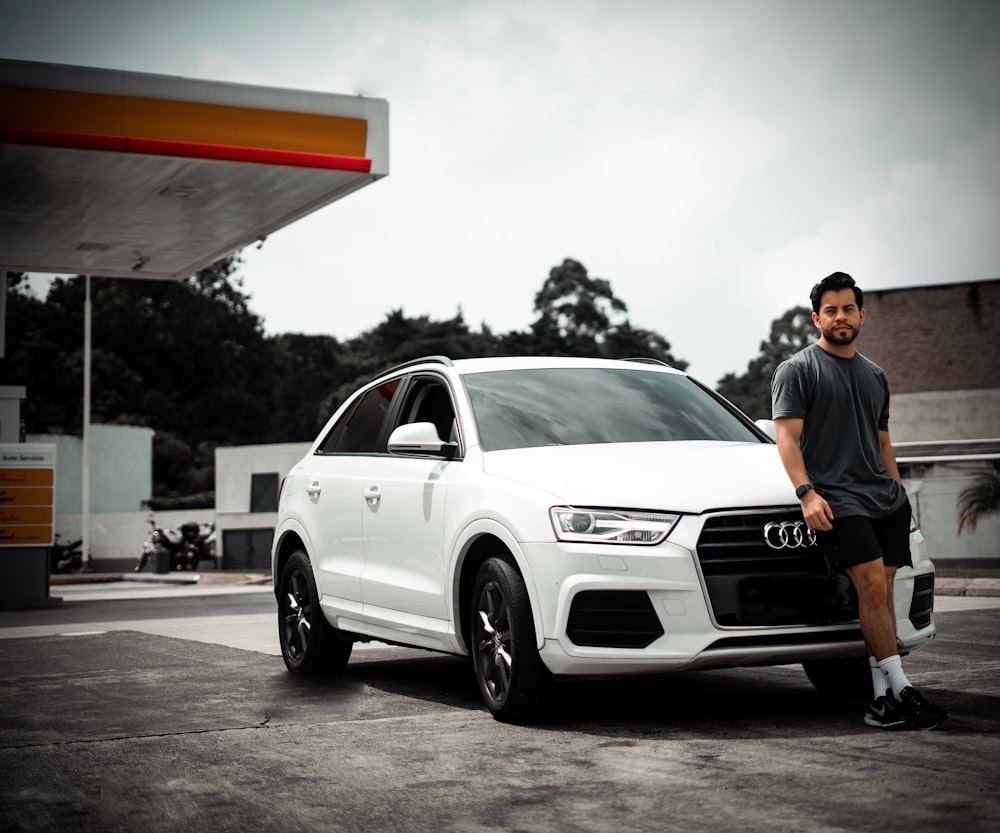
[278,549,352,675]
[472,556,550,723]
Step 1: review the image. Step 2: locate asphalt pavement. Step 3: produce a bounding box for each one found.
[0,573,997,833]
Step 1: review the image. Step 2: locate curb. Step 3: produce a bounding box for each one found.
[934,578,1000,597]
[50,572,270,587]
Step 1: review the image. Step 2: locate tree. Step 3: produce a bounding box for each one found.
[598,320,688,368]
[2,256,275,497]
[716,305,815,419]
[1,272,84,432]
[267,332,348,442]
[530,258,628,354]
[526,258,686,367]
[2,254,691,498]
[957,466,1000,535]
[317,308,500,419]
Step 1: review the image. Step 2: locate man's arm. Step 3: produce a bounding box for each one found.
[774,417,835,531]
[879,429,903,485]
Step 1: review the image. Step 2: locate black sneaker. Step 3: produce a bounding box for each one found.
[864,695,914,729]
[894,687,949,729]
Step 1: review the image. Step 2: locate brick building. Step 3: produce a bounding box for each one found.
[857,278,999,567]
[859,278,1000,443]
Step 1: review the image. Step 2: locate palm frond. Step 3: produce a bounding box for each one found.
[956,468,1000,535]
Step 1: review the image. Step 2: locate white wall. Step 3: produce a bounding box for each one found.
[215,443,309,513]
[28,425,154,514]
[214,442,309,565]
[904,462,1000,567]
[55,508,215,561]
[891,389,1000,443]
[0,386,26,442]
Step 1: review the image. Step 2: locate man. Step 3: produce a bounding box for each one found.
[771,272,948,730]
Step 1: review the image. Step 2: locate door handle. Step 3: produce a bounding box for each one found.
[363,485,381,506]
[306,481,321,498]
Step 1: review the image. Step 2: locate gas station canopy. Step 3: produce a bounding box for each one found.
[0,58,389,280]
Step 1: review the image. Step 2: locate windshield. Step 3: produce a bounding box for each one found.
[463,367,762,451]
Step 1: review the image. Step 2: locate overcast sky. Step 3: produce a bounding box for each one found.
[2,0,998,384]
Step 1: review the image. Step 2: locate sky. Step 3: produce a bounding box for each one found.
[2,0,998,384]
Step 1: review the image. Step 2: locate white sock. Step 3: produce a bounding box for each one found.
[878,655,912,696]
[870,656,888,698]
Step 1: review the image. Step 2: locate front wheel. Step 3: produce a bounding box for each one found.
[278,550,352,675]
[803,655,873,699]
[471,556,551,723]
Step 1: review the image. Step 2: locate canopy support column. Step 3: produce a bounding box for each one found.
[82,275,91,569]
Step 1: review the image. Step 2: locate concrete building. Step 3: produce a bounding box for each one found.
[860,278,1000,443]
[214,442,308,570]
[860,278,1000,568]
[25,424,213,570]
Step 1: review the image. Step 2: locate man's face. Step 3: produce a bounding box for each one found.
[813,288,866,346]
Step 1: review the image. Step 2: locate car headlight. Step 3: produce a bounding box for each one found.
[550,507,679,545]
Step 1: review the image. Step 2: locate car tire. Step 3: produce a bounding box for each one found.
[278,549,353,675]
[802,655,873,699]
[471,556,551,723]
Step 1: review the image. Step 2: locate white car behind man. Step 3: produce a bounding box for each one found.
[272,356,936,722]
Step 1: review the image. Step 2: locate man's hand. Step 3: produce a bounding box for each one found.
[774,417,835,531]
[801,489,834,531]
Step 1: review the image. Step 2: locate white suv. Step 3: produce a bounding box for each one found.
[272,356,936,722]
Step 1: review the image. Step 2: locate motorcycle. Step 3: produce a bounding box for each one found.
[179,520,216,571]
[135,517,215,572]
[50,534,84,574]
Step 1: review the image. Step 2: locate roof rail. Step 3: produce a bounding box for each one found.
[378,355,454,376]
[624,357,673,367]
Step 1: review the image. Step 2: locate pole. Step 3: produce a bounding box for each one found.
[83,275,91,569]
[0,269,7,359]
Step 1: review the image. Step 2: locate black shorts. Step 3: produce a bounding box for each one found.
[815,499,912,570]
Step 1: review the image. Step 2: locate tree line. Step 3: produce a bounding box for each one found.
[2,255,804,503]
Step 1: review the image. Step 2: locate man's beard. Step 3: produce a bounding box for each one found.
[822,323,860,345]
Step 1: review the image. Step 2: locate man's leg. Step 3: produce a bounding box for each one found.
[850,559,947,729]
[847,559,911,688]
[848,558,913,728]
[884,564,898,638]
[846,557,896,660]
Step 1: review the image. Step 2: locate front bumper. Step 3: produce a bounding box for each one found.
[522,512,936,678]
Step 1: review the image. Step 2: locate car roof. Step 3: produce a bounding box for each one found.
[454,355,684,373]
[379,355,687,379]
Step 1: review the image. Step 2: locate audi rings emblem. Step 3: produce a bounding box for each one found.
[762,521,817,550]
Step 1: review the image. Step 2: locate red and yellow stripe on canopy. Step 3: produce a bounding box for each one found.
[0,84,371,172]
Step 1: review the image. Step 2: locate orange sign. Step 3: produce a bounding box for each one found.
[0,468,53,486]
[0,444,56,547]
[0,526,52,545]
[0,506,53,525]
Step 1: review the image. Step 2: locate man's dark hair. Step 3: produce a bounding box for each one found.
[810,271,864,313]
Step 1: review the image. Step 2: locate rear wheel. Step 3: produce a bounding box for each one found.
[278,549,352,675]
[472,556,551,723]
[803,655,873,699]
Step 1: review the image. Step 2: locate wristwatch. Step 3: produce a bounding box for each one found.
[795,483,815,499]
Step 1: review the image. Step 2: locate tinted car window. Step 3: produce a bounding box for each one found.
[399,379,457,442]
[463,368,761,451]
[318,379,401,454]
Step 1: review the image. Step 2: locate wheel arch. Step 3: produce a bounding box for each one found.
[453,523,544,654]
[272,527,307,600]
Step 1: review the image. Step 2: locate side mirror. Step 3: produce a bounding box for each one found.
[388,422,458,459]
[755,419,776,441]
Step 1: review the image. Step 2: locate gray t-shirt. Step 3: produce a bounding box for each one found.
[771,343,905,518]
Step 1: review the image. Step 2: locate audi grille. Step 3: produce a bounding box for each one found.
[695,509,859,627]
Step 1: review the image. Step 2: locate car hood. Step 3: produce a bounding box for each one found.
[480,441,795,512]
